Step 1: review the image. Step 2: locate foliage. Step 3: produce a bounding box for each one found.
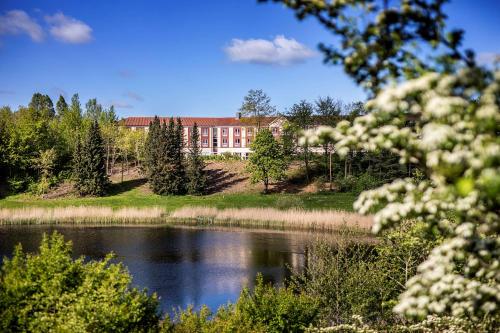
[0,232,159,332]
[239,89,277,128]
[186,123,207,195]
[248,129,287,193]
[163,274,318,333]
[334,173,381,195]
[265,0,475,93]
[280,0,499,325]
[144,117,187,195]
[293,222,440,328]
[202,152,241,161]
[73,120,109,196]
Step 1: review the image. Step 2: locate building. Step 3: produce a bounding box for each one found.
[123,115,285,158]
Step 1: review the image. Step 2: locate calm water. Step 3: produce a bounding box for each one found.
[0,225,330,313]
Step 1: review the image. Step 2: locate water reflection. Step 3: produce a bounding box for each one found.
[0,226,329,312]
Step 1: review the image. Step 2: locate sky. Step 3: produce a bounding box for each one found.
[0,0,499,118]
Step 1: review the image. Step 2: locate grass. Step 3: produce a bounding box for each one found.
[0,182,362,231]
[0,187,357,212]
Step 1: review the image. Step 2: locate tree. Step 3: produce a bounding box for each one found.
[29,93,54,119]
[85,98,103,121]
[186,123,207,195]
[248,129,287,193]
[285,100,314,182]
[266,0,475,93]
[0,232,159,332]
[55,95,68,117]
[144,116,165,194]
[280,0,499,327]
[0,107,12,182]
[74,120,109,196]
[162,118,186,195]
[239,89,277,129]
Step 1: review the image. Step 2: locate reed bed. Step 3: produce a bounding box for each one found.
[170,207,373,232]
[0,206,372,232]
[0,206,167,225]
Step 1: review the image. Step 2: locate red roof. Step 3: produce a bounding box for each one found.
[123,116,278,127]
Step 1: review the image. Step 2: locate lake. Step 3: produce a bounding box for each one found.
[0,225,334,313]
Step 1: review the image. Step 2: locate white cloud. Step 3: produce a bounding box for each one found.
[124,91,144,102]
[45,12,92,44]
[0,10,44,42]
[225,35,316,65]
[477,52,500,66]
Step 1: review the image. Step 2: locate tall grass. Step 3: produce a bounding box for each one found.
[170,207,372,231]
[0,206,372,232]
[0,207,166,225]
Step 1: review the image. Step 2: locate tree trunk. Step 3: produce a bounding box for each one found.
[304,144,310,183]
[329,150,333,191]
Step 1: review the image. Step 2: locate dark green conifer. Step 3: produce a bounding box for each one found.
[74,120,109,196]
[186,123,206,195]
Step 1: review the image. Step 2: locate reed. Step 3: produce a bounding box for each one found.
[0,206,166,225]
[170,207,372,232]
[0,206,372,232]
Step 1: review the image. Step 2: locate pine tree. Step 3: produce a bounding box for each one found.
[72,136,84,190]
[162,117,186,195]
[74,120,109,196]
[144,116,166,194]
[56,95,68,117]
[186,123,206,194]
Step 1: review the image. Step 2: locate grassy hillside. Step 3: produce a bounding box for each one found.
[0,188,356,211]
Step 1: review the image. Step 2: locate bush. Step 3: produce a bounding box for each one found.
[292,223,440,328]
[334,173,381,194]
[0,232,160,332]
[203,152,241,161]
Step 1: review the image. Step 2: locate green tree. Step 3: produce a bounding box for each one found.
[29,93,55,119]
[0,107,13,182]
[85,98,103,121]
[285,100,314,182]
[186,123,206,195]
[267,0,474,93]
[74,120,109,196]
[239,89,277,129]
[248,129,287,193]
[145,116,164,194]
[278,0,499,327]
[161,118,186,195]
[0,232,159,332]
[55,95,68,117]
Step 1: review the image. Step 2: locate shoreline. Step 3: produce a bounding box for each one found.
[0,206,372,233]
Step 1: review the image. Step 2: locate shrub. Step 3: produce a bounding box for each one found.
[334,173,381,194]
[293,223,440,327]
[0,232,160,332]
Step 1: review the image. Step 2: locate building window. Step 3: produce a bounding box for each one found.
[234,128,240,136]
[202,139,209,147]
[202,128,209,135]
[246,128,253,135]
[222,128,228,136]
[271,127,279,135]
[247,138,252,145]
[235,138,240,147]
[222,138,228,147]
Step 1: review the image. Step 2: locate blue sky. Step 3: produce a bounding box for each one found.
[1,0,499,118]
